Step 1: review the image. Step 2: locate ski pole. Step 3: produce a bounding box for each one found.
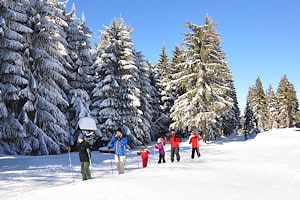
[88,152,94,178]
[67,147,75,182]
[124,147,127,173]
[137,151,140,168]
[109,150,114,175]
[148,148,151,166]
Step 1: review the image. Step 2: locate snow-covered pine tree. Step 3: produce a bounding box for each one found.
[220,78,240,136]
[91,28,120,142]
[169,45,188,136]
[243,77,266,134]
[247,76,267,132]
[155,44,173,133]
[244,86,255,133]
[145,60,165,140]
[28,0,71,155]
[0,88,8,119]
[65,4,93,92]
[254,76,267,131]
[0,0,36,155]
[170,45,185,96]
[243,93,255,133]
[65,3,95,145]
[91,17,142,147]
[170,15,235,142]
[202,16,238,138]
[276,75,299,128]
[133,51,153,143]
[265,85,279,129]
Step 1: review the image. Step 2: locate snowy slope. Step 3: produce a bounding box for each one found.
[1,128,300,200]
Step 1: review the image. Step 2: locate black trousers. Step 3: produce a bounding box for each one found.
[191,147,201,159]
[158,153,165,163]
[170,147,180,162]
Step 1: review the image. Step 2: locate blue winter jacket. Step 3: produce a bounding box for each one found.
[108,135,128,156]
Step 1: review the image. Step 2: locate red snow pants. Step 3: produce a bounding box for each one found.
[138,151,150,168]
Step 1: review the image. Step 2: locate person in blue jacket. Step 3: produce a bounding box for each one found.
[108,128,128,174]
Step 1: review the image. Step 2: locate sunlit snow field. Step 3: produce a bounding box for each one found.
[1,128,300,200]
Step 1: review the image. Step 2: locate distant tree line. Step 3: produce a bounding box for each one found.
[0,0,298,155]
[243,75,300,133]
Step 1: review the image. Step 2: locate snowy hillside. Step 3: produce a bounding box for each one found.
[1,128,300,200]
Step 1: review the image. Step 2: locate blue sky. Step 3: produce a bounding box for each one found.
[66,0,300,112]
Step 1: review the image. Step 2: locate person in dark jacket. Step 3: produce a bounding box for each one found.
[165,130,181,162]
[108,128,128,174]
[78,134,92,180]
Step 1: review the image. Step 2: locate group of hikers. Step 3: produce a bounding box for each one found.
[77,128,202,181]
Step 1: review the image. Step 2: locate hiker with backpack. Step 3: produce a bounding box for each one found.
[77,134,92,181]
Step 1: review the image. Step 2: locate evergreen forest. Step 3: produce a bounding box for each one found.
[0,0,299,155]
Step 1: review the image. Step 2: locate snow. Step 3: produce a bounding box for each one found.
[76,117,97,130]
[1,128,300,200]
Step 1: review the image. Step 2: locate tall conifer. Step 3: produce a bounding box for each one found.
[0,0,34,154]
[170,15,236,141]
[30,0,70,154]
[277,75,299,127]
[91,17,143,147]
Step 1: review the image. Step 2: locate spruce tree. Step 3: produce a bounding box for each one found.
[155,44,173,133]
[246,81,255,132]
[243,99,255,133]
[170,45,186,97]
[0,0,35,155]
[65,4,94,145]
[170,15,236,142]
[253,76,267,131]
[145,60,165,139]
[91,17,142,147]
[29,0,71,155]
[277,75,299,127]
[244,77,266,133]
[221,80,240,135]
[134,51,153,143]
[265,85,279,129]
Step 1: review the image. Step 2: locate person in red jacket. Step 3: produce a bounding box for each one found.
[165,130,181,162]
[137,146,150,168]
[188,131,201,159]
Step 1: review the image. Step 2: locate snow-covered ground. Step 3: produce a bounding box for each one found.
[1,128,300,200]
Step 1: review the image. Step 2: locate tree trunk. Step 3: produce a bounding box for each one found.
[202,120,207,143]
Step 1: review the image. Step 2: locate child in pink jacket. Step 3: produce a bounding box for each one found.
[153,138,166,163]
